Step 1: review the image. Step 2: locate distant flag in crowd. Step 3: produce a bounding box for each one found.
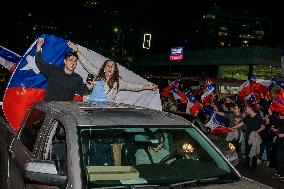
[185,93,202,116]
[250,78,272,95]
[272,78,284,89]
[201,82,215,106]
[202,106,232,134]
[161,75,181,97]
[0,46,22,72]
[237,74,272,98]
[270,89,284,116]
[244,93,259,104]
[203,106,225,131]
[237,75,255,97]
[3,34,71,131]
[172,85,187,104]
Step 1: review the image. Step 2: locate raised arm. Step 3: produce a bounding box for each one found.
[232,121,244,130]
[67,41,98,75]
[119,79,158,92]
[35,38,57,76]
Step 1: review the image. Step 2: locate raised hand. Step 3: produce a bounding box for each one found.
[36,38,44,52]
[67,41,78,52]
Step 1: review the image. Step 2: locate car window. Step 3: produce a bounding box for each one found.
[45,120,68,176]
[20,108,47,153]
[78,127,239,188]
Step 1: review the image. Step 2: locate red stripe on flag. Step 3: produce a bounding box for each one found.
[189,102,202,116]
[3,87,45,131]
[270,89,284,116]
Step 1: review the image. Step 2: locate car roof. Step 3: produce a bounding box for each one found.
[34,101,191,127]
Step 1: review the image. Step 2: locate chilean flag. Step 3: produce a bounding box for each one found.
[238,75,272,98]
[270,89,284,116]
[161,75,181,97]
[237,75,255,98]
[201,83,215,106]
[3,34,71,131]
[172,85,187,104]
[250,79,272,95]
[244,93,260,104]
[185,93,202,116]
[203,106,225,130]
[272,78,284,89]
[0,46,22,72]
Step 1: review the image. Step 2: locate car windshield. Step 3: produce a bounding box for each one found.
[77,126,240,188]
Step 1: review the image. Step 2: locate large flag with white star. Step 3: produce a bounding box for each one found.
[3,34,71,131]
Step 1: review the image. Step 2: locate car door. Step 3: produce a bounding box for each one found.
[8,108,49,189]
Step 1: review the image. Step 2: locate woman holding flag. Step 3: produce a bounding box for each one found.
[67,41,157,103]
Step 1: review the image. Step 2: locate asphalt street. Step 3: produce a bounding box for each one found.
[236,156,284,189]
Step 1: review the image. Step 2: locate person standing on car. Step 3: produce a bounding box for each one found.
[35,38,91,101]
[232,103,265,171]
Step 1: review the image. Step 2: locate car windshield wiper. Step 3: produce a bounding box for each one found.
[171,177,239,187]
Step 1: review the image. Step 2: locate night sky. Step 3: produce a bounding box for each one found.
[2,0,284,56]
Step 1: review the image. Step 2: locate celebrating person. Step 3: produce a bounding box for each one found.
[35,38,91,101]
[67,41,157,103]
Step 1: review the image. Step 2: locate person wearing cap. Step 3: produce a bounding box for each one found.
[135,133,170,164]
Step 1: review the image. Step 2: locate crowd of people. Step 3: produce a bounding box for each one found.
[161,81,284,182]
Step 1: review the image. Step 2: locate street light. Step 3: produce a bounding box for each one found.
[113,27,119,33]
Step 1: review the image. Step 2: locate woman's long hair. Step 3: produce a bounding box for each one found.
[95,59,120,92]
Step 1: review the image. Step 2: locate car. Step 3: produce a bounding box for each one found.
[0,101,270,188]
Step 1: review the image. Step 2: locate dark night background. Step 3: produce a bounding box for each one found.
[2,0,284,66]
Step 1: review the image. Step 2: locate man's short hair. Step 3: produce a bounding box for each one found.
[64,51,79,60]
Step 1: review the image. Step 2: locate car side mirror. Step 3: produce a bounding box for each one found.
[24,159,67,186]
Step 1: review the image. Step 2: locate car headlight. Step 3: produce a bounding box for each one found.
[228,143,236,151]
